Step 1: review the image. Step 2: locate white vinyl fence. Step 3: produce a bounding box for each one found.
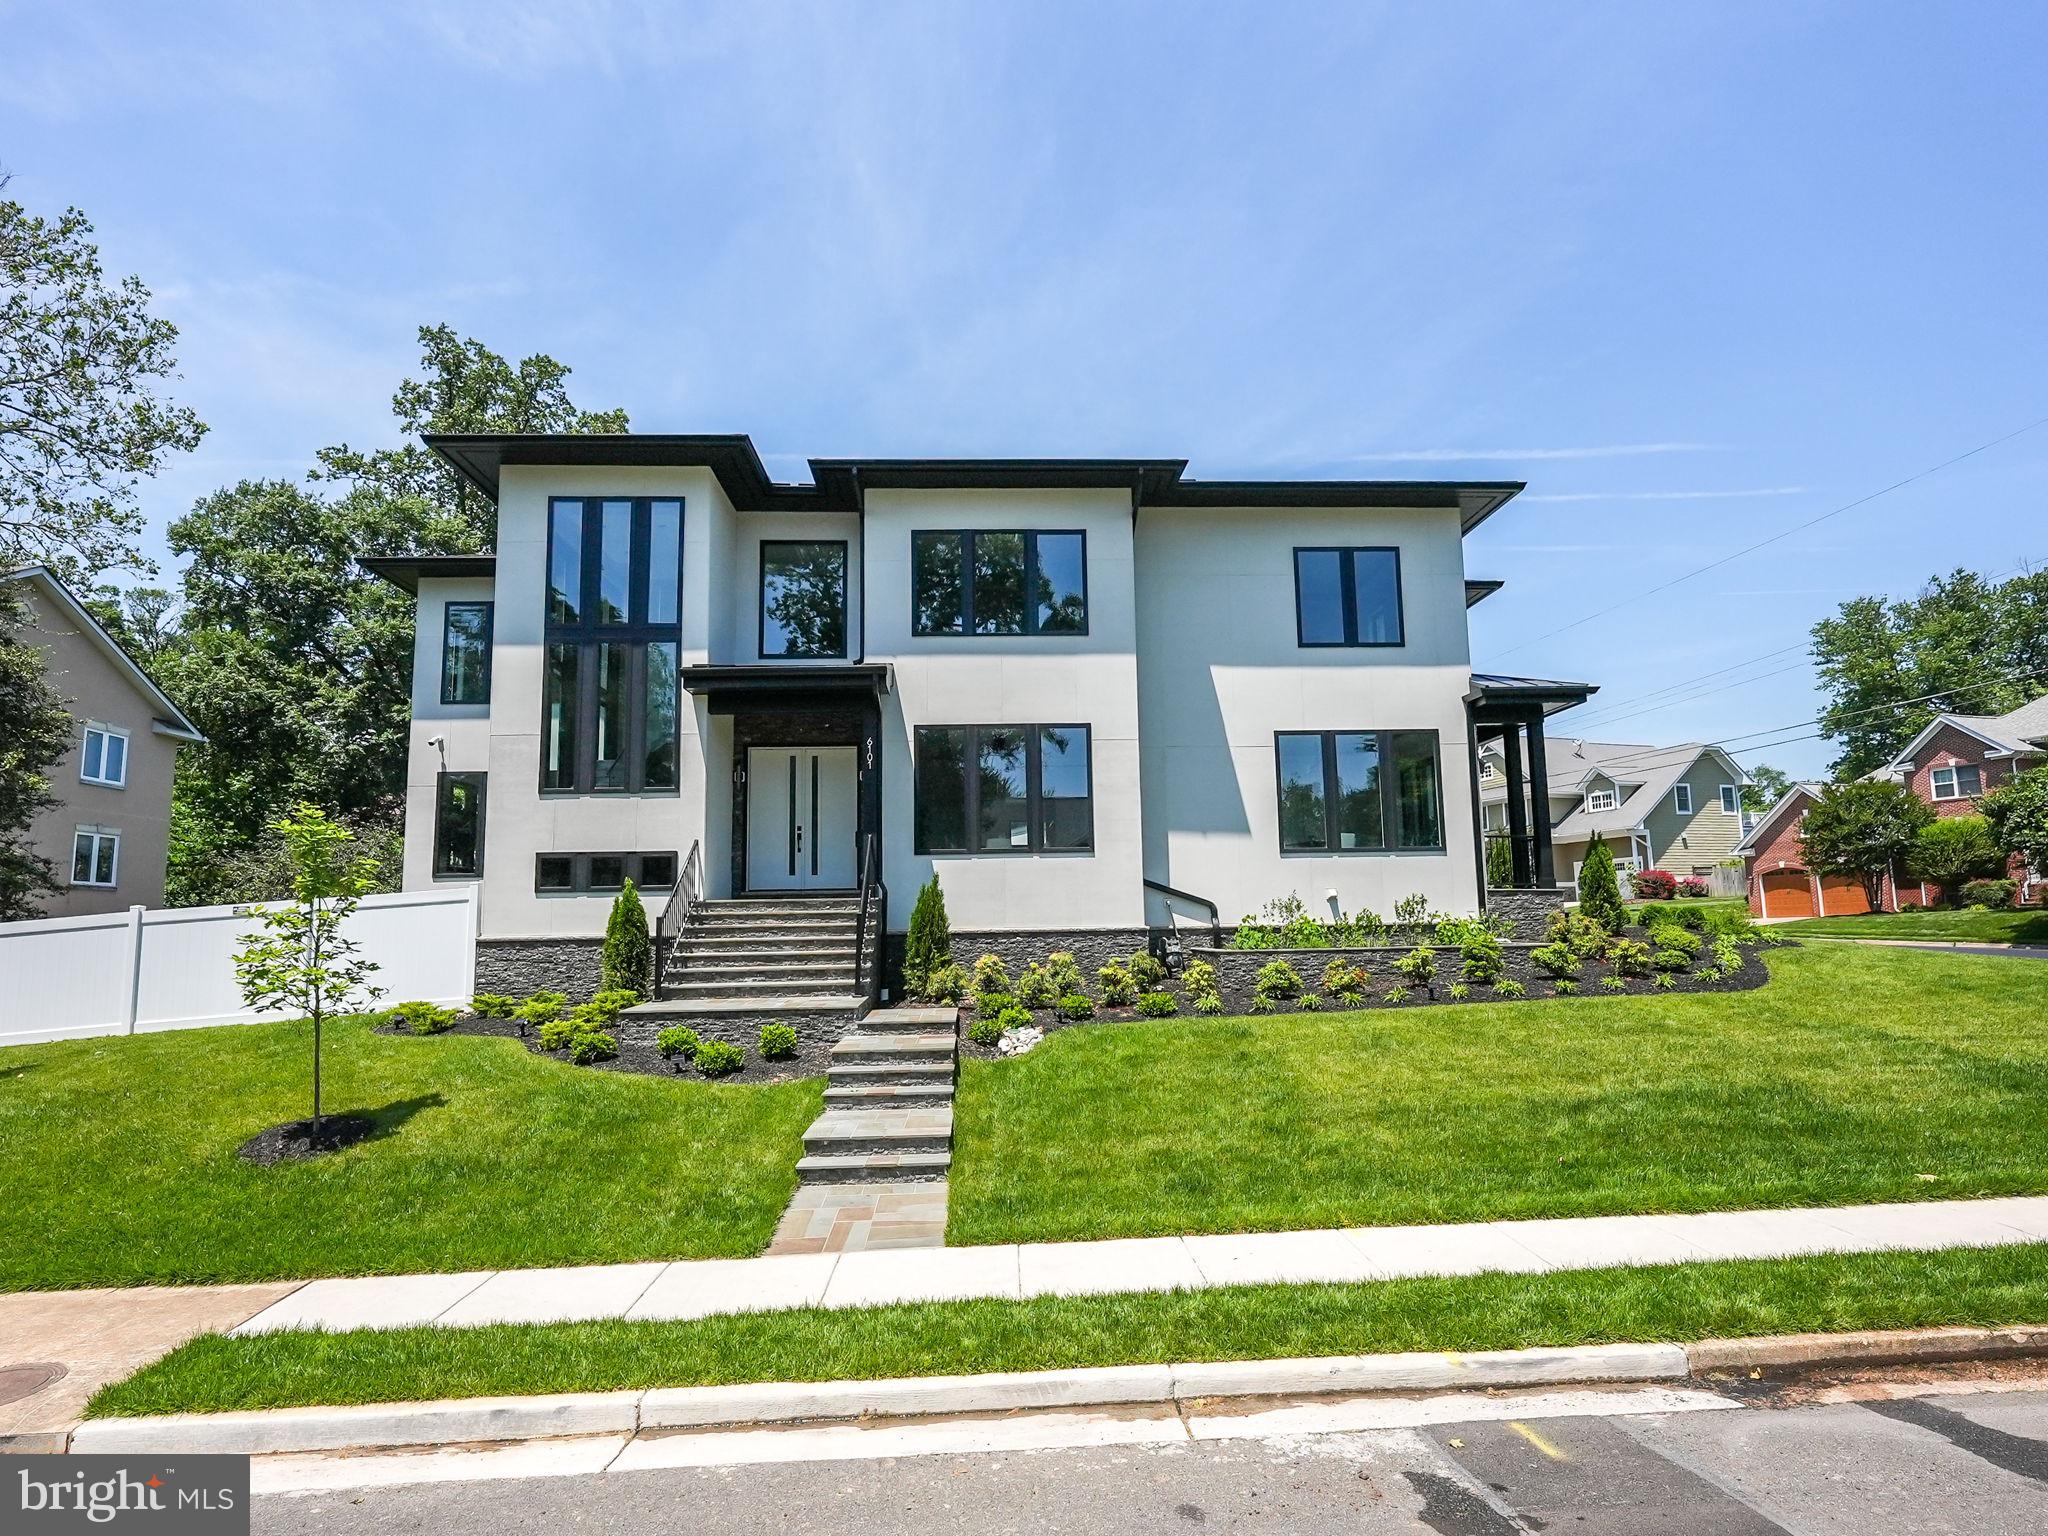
[0,887,478,1048]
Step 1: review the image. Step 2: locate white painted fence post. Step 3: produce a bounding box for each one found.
[123,904,146,1034]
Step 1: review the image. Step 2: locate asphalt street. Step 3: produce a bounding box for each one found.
[254,1378,2048,1534]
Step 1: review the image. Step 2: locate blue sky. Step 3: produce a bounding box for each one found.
[7,1,2045,779]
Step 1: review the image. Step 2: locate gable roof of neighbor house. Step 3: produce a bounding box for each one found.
[1880,692,2048,773]
[419,433,1528,534]
[1480,737,1748,843]
[1732,781,1828,856]
[4,566,205,742]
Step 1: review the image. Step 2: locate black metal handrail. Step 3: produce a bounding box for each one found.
[852,832,886,1010]
[654,840,703,981]
[1143,877,1223,950]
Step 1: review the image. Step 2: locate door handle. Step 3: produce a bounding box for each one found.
[796,825,804,852]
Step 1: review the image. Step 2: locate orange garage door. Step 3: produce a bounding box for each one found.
[1760,869,1815,919]
[1819,874,1875,916]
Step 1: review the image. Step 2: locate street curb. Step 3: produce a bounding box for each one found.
[62,1326,2048,1456]
[1687,1324,2048,1373]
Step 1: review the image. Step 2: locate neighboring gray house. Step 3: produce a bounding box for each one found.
[5,567,205,917]
[1479,737,1751,889]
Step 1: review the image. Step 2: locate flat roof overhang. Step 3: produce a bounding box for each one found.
[359,554,497,593]
[680,662,894,715]
[1468,671,1599,719]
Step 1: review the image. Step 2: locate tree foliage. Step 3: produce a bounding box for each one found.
[1574,835,1628,932]
[1904,814,2005,893]
[1812,568,2048,778]
[0,193,206,578]
[601,880,652,995]
[1982,766,2048,882]
[1740,762,1794,814]
[0,583,72,917]
[1797,780,1934,909]
[903,874,952,997]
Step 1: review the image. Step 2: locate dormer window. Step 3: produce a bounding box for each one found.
[1584,788,1617,813]
[1931,763,1983,801]
[1479,759,1498,783]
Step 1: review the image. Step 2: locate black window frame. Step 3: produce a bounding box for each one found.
[909,529,1089,637]
[542,496,684,796]
[1271,729,1445,853]
[757,538,850,660]
[439,601,494,705]
[432,771,487,879]
[912,723,1095,855]
[1292,546,1405,648]
[531,849,679,894]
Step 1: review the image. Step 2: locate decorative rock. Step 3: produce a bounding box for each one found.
[997,1025,1044,1056]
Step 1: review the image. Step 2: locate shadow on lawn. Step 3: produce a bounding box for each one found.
[349,1093,448,1143]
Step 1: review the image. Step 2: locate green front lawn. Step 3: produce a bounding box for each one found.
[949,944,2048,1245]
[0,1015,820,1290]
[90,1243,2048,1416]
[1773,908,2048,944]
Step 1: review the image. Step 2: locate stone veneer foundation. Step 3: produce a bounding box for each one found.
[474,938,606,998]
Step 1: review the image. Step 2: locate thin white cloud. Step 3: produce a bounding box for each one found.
[1525,486,1806,502]
[1338,443,1722,463]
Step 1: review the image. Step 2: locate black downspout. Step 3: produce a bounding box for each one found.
[1466,698,1488,913]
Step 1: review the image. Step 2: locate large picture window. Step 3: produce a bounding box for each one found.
[914,724,1093,854]
[440,602,492,704]
[911,530,1087,636]
[433,772,486,878]
[1273,730,1443,852]
[542,497,682,793]
[1294,547,1404,647]
[759,540,848,658]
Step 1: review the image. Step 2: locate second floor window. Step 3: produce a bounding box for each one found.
[1673,783,1693,815]
[1585,788,1617,813]
[80,723,128,787]
[1295,547,1403,647]
[544,497,682,793]
[441,602,493,704]
[1931,763,1983,800]
[912,530,1087,636]
[1719,784,1740,814]
[759,541,848,658]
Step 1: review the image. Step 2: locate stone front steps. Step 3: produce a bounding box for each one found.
[786,1006,961,1193]
[654,893,868,1016]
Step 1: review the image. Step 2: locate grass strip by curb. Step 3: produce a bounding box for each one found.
[92,1241,2048,1418]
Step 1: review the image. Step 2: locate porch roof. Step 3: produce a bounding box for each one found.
[679,662,894,713]
[1467,671,1599,718]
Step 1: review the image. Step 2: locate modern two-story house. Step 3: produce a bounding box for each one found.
[369,435,1591,1006]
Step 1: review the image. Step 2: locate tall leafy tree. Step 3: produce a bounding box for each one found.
[1982,766,2048,885]
[1740,762,1794,814]
[1812,568,2048,778]
[0,189,206,578]
[0,584,73,917]
[1797,780,1934,911]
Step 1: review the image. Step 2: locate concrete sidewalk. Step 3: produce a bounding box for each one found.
[217,1194,2048,1336]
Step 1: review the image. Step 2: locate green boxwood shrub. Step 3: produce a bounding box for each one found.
[569,1029,618,1065]
[1097,962,1138,1006]
[656,1026,700,1063]
[1055,992,1097,1022]
[758,1022,798,1058]
[993,1005,1034,1033]
[967,1013,1007,1046]
[388,1000,458,1035]
[976,991,1017,1016]
[471,993,517,1018]
[694,1039,745,1076]
[600,880,652,995]
[1651,948,1690,973]
[1137,990,1179,1017]
[1253,959,1303,1000]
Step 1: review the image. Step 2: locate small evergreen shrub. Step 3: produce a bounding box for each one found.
[1632,868,1679,901]
[1045,951,1087,996]
[1576,837,1628,931]
[1253,959,1303,1000]
[1192,995,1225,1015]
[1495,978,1526,997]
[1127,950,1168,989]
[587,989,641,1024]
[1055,992,1097,1022]
[1459,931,1506,985]
[389,1000,457,1035]
[569,1029,618,1065]
[600,880,653,995]
[471,993,517,1018]
[1648,922,1703,960]
[1097,961,1138,1006]
[537,1014,578,1051]
[993,1005,1034,1033]
[1391,944,1437,993]
[967,1012,1007,1046]
[971,953,1012,997]
[1652,947,1691,973]
[656,1026,700,1062]
[1607,938,1652,978]
[1547,909,1610,959]
[1529,943,1581,979]
[694,1039,745,1076]
[758,1022,798,1059]
[514,991,567,1035]
[1961,878,2018,909]
[1137,990,1179,1017]
[902,874,952,996]
[977,991,1017,1016]
[921,962,970,1003]
[1015,962,1057,1008]
[1180,958,1220,1004]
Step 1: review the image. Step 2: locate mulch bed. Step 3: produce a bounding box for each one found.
[237,1114,376,1165]
[376,1013,834,1085]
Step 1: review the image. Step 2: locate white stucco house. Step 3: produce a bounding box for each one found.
[368,435,1591,1007]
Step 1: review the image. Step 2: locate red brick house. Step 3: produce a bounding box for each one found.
[1738,694,2048,918]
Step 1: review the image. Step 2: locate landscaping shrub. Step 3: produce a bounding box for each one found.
[1055,992,1097,1022]
[1192,995,1224,1015]
[1435,915,1511,947]
[971,953,1012,997]
[513,991,567,1035]
[1600,975,1628,991]
[758,1023,798,1059]
[1632,868,1679,901]
[1651,947,1691,973]
[921,962,969,1004]
[536,1015,578,1051]
[569,1029,618,1065]
[1320,958,1367,999]
[600,880,653,995]
[1653,973,1677,990]
[1712,937,1743,972]
[1297,993,1324,1011]
[1678,876,1711,899]
[1907,815,2005,893]
[388,1000,457,1035]
[656,1026,700,1063]
[693,1039,744,1076]
[587,989,641,1024]
[993,1005,1033,1033]
[1960,878,2018,909]
[1181,958,1220,1005]
[1528,942,1580,979]
[1576,837,1628,931]
[1014,963,1057,1008]
[1137,990,1179,1017]
[1229,893,1390,950]
[1458,932,1506,985]
[1640,901,1705,932]
[1390,945,1437,994]
[471,993,517,1018]
[1647,922,1703,960]
[1495,978,1526,997]
[1547,909,1610,960]
[1045,951,1088,996]
[1704,907,1761,940]
[1097,962,1138,1006]
[903,874,952,997]
[1607,938,1652,978]
[1448,982,1470,1001]
[976,991,1017,1016]
[1392,893,1435,929]
[1550,979,1576,995]
[1128,950,1168,989]
[1252,959,1303,1001]
[967,1013,1007,1046]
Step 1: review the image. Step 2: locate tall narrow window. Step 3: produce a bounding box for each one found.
[440,602,493,704]
[1277,734,1331,850]
[1274,730,1443,851]
[1391,731,1443,848]
[433,772,486,878]
[1332,733,1382,850]
[1673,783,1693,815]
[1293,547,1404,647]
[911,531,1088,636]
[914,725,1093,854]
[759,541,848,658]
[543,496,685,793]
